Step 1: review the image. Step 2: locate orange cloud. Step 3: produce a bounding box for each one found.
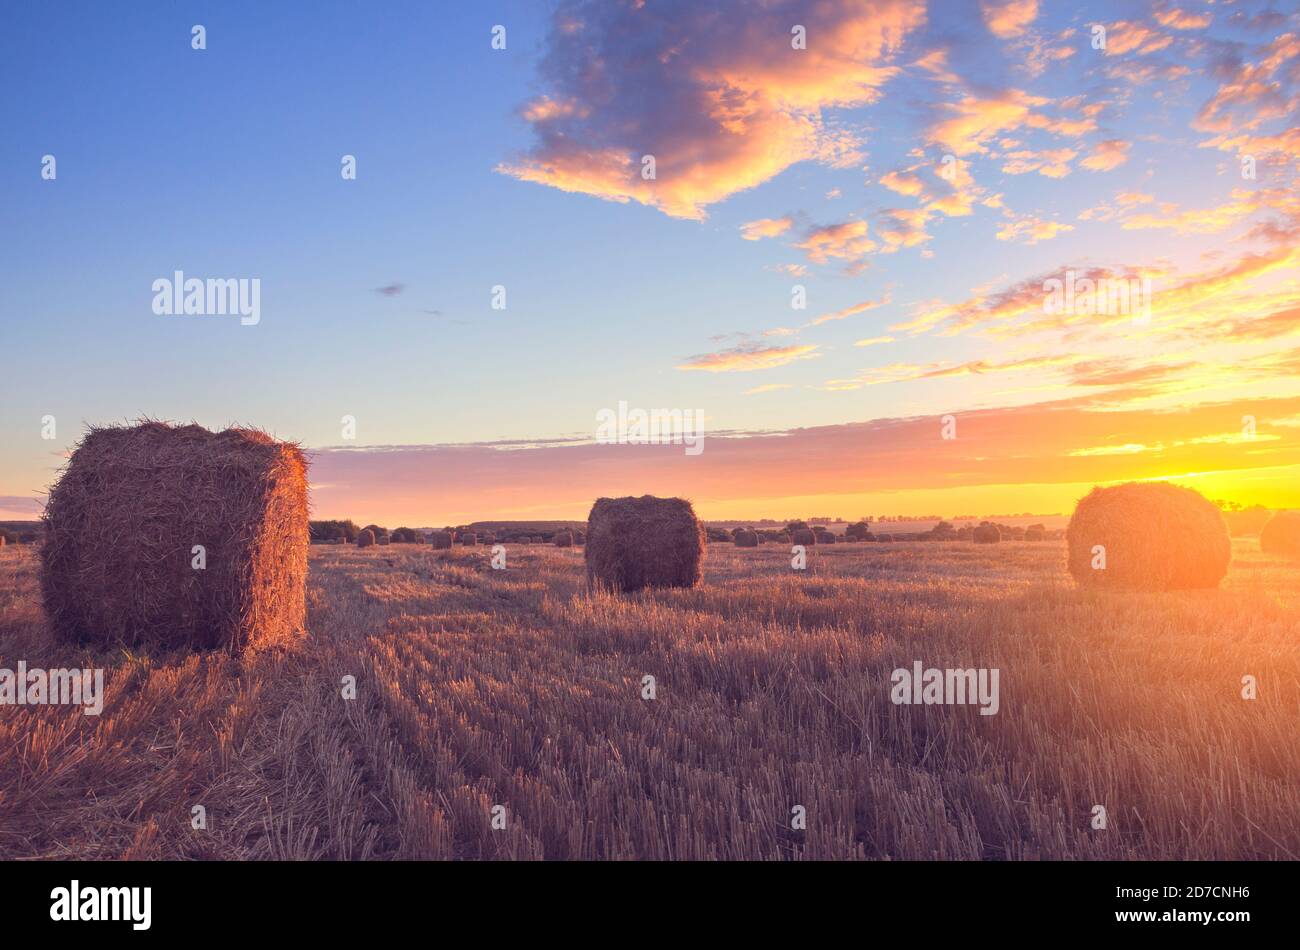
[498,0,927,219]
[1103,21,1174,56]
[307,396,1300,523]
[879,169,926,196]
[677,342,821,372]
[996,214,1074,245]
[806,295,891,327]
[794,220,877,268]
[928,89,1048,156]
[1154,8,1211,30]
[1080,139,1131,171]
[1001,147,1077,177]
[981,0,1038,38]
[740,217,794,240]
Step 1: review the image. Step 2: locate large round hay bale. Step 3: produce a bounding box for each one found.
[1066,482,1230,590]
[574,530,585,545]
[554,530,574,548]
[733,529,758,547]
[585,495,704,593]
[429,530,453,549]
[460,532,478,546]
[818,531,836,545]
[356,529,375,548]
[972,524,1000,544]
[875,533,893,543]
[790,527,816,546]
[1024,524,1046,542]
[1259,510,1300,558]
[40,422,308,654]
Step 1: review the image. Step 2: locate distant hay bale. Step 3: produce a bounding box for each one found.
[1260,510,1300,558]
[1024,524,1046,541]
[554,530,574,547]
[818,532,836,544]
[429,530,452,549]
[585,495,704,593]
[734,529,758,547]
[1067,482,1230,590]
[876,533,893,543]
[479,532,495,545]
[790,528,816,546]
[356,529,376,548]
[574,530,585,545]
[460,532,478,546]
[40,421,307,654]
[972,524,1000,544]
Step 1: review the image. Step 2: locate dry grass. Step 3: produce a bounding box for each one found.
[1,538,1297,859]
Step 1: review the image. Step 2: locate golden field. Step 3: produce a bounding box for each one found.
[0,538,1296,860]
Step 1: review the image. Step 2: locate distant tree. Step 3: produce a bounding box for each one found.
[845,521,872,540]
[310,519,359,542]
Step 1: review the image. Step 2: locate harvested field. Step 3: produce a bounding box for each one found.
[1,538,1297,860]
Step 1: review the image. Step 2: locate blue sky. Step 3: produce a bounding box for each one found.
[3,1,1298,523]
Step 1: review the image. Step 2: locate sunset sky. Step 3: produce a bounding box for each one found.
[3,1,1298,524]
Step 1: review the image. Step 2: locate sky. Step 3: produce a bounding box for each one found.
[2,0,1298,525]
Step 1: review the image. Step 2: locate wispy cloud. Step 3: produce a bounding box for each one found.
[677,342,821,373]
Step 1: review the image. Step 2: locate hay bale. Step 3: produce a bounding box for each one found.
[790,527,816,546]
[40,421,307,654]
[460,532,478,546]
[1024,524,1046,542]
[574,530,585,545]
[585,495,704,593]
[356,528,376,548]
[429,530,452,549]
[734,529,758,547]
[972,524,1000,544]
[554,530,574,548]
[1260,510,1300,558]
[1067,482,1230,590]
[818,532,836,545]
[876,533,893,543]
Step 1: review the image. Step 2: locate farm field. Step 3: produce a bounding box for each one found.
[1,538,1296,860]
